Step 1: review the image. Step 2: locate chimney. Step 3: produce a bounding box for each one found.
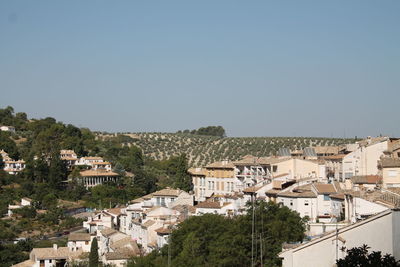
[53,244,58,250]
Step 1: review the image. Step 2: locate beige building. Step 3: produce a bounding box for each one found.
[272,158,325,181]
[380,158,400,188]
[190,160,237,202]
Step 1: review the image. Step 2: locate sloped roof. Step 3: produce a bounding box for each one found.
[31,247,83,260]
[100,228,118,237]
[80,170,119,177]
[330,193,345,200]
[380,158,400,168]
[351,175,382,184]
[105,247,137,260]
[233,156,286,166]
[110,236,133,250]
[243,185,262,193]
[152,188,182,197]
[142,220,156,228]
[188,167,207,176]
[314,146,340,155]
[195,202,221,209]
[313,183,337,194]
[265,189,282,196]
[323,154,346,160]
[106,208,124,216]
[278,184,316,198]
[205,161,235,169]
[155,227,173,235]
[172,204,196,214]
[68,233,90,242]
[11,259,35,267]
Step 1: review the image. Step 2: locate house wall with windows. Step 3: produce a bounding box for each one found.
[277,196,318,221]
[382,167,400,188]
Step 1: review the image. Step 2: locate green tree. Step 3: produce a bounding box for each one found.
[131,202,305,267]
[337,244,400,267]
[14,206,37,218]
[166,154,192,192]
[89,237,99,267]
[122,146,144,172]
[48,152,67,189]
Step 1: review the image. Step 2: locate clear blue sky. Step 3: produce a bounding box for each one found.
[0,1,399,137]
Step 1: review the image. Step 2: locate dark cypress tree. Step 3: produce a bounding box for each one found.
[89,237,99,267]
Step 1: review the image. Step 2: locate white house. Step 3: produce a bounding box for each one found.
[277,184,318,222]
[279,209,400,267]
[8,197,32,217]
[13,244,84,267]
[4,159,26,174]
[0,125,15,132]
[67,233,91,252]
[83,211,113,234]
[60,150,78,168]
[342,137,389,181]
[76,156,104,166]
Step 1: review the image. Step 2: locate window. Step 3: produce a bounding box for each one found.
[290,200,293,206]
[345,173,353,179]
[304,200,309,206]
[85,241,89,245]
[273,166,278,172]
[170,198,175,202]
[323,195,330,201]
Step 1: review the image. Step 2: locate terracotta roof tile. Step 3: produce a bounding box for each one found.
[351,175,382,184]
[195,202,221,209]
[313,183,337,194]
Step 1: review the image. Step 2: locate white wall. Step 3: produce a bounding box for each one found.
[281,210,400,267]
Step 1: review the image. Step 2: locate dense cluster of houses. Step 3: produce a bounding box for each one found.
[10,136,400,266]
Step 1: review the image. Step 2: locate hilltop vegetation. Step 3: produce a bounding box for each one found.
[105,132,355,167]
[177,126,226,137]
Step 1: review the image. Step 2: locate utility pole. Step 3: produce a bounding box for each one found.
[251,192,255,267]
[260,233,263,267]
[335,221,339,262]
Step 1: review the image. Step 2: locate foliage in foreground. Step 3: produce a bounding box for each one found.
[337,244,400,267]
[129,201,306,267]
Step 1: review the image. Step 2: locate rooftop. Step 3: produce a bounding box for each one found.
[152,187,183,197]
[205,160,235,169]
[195,202,221,209]
[79,170,119,177]
[351,175,382,184]
[31,246,83,260]
[312,183,337,194]
[68,233,91,242]
[100,228,118,237]
[380,158,400,168]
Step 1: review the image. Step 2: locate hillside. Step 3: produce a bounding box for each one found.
[102,132,356,167]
